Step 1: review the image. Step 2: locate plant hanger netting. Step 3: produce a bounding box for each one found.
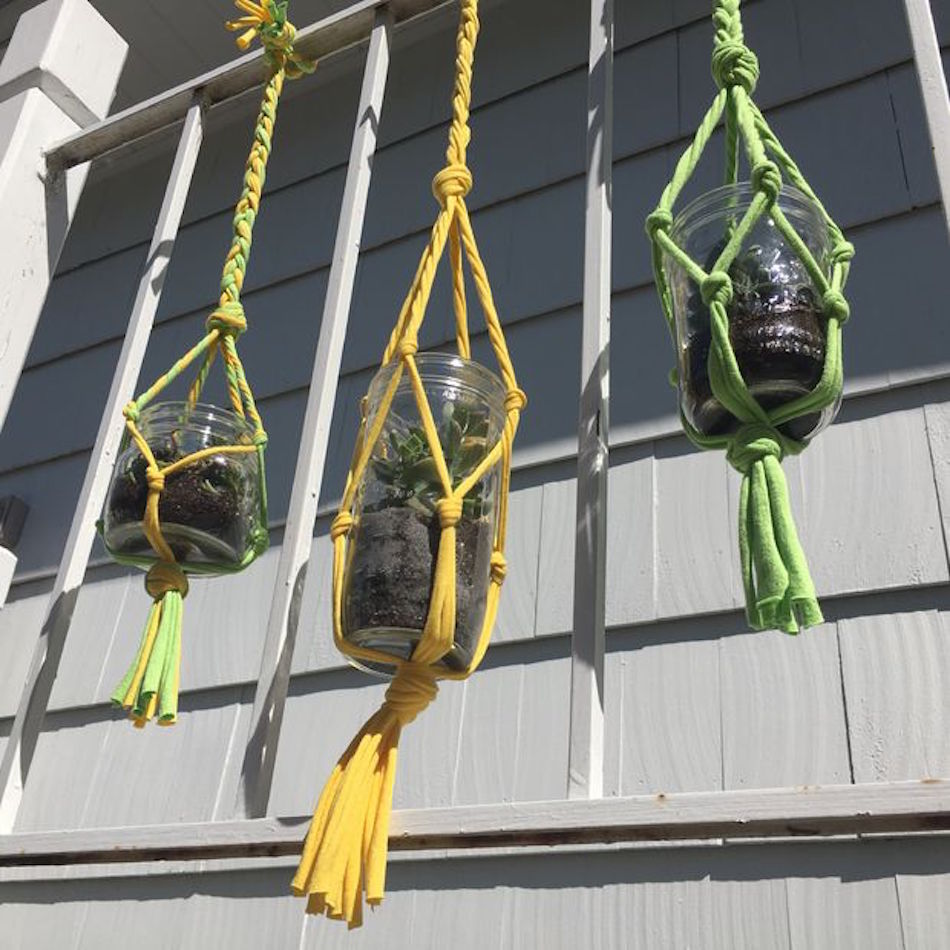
[102,1,314,726]
[646,0,855,633]
[291,0,526,927]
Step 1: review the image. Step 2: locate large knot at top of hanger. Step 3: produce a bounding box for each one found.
[227,0,316,78]
[711,0,759,93]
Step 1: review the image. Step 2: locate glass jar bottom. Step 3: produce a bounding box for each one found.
[344,626,472,679]
[104,521,246,572]
[686,377,827,443]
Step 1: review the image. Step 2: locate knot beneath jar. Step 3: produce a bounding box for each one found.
[145,560,189,600]
[726,423,788,476]
[384,663,439,727]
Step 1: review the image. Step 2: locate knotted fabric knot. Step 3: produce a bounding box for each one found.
[252,428,268,447]
[398,337,419,358]
[436,497,463,529]
[207,302,247,337]
[490,551,508,585]
[751,160,782,204]
[701,270,733,309]
[123,401,140,423]
[432,164,473,207]
[711,40,759,94]
[829,241,856,267]
[331,511,354,541]
[505,388,528,412]
[384,663,439,727]
[822,288,850,324]
[146,466,166,493]
[726,422,785,476]
[645,208,673,242]
[145,560,189,600]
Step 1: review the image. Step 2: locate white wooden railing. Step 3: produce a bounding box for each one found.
[0,0,949,866]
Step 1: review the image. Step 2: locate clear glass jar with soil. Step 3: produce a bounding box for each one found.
[342,353,506,677]
[666,182,839,442]
[101,402,266,575]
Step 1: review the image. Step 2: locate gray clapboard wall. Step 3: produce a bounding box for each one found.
[3,0,950,945]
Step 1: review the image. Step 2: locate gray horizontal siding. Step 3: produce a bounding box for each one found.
[1,838,949,948]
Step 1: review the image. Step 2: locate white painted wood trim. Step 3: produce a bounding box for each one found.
[0,0,125,433]
[2,779,948,866]
[44,0,449,171]
[0,101,205,834]
[232,11,392,820]
[567,0,612,801]
[903,0,950,239]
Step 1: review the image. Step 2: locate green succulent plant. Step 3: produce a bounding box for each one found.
[371,402,492,518]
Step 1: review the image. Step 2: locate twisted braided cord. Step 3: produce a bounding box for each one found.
[295,0,525,926]
[645,0,854,633]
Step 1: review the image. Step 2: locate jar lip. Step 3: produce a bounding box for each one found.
[671,181,826,245]
[136,400,255,437]
[369,352,508,419]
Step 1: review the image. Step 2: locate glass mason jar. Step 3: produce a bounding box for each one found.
[101,402,266,574]
[342,353,507,677]
[665,182,839,442]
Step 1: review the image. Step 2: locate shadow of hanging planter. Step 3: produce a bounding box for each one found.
[342,353,506,676]
[102,401,267,575]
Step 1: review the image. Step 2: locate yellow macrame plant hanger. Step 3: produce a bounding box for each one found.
[291,0,525,926]
[107,2,314,727]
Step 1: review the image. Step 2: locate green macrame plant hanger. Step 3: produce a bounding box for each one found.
[646,0,855,633]
[102,1,314,726]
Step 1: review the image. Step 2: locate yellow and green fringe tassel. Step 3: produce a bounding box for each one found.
[646,0,854,633]
[109,0,314,726]
[291,0,525,927]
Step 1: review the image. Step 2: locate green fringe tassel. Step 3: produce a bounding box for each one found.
[738,454,823,634]
[111,587,184,727]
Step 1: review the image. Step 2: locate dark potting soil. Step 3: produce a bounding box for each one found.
[344,505,493,671]
[106,452,246,563]
[684,255,826,442]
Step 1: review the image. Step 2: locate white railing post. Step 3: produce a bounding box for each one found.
[0,0,126,432]
[567,0,612,801]
[903,0,950,240]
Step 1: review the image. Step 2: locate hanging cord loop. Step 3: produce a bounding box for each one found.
[293,0,525,927]
[646,0,854,634]
[110,2,313,727]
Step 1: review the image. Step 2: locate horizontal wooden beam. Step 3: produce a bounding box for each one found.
[1,780,948,867]
[44,0,450,170]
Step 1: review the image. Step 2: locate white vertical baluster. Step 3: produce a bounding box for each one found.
[567,0,613,801]
[0,100,205,832]
[0,0,126,433]
[233,9,393,819]
[903,0,950,239]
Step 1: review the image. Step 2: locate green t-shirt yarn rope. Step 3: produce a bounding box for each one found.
[645,0,855,633]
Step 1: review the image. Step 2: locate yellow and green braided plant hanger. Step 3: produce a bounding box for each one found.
[107,1,314,727]
[291,0,525,927]
[646,0,855,633]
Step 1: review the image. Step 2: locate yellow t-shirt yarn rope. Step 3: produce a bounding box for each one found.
[291,0,525,927]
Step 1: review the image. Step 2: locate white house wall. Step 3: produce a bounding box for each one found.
[2,0,950,945]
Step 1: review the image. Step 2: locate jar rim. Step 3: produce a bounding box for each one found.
[671,181,827,246]
[135,400,256,438]
[368,352,508,420]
